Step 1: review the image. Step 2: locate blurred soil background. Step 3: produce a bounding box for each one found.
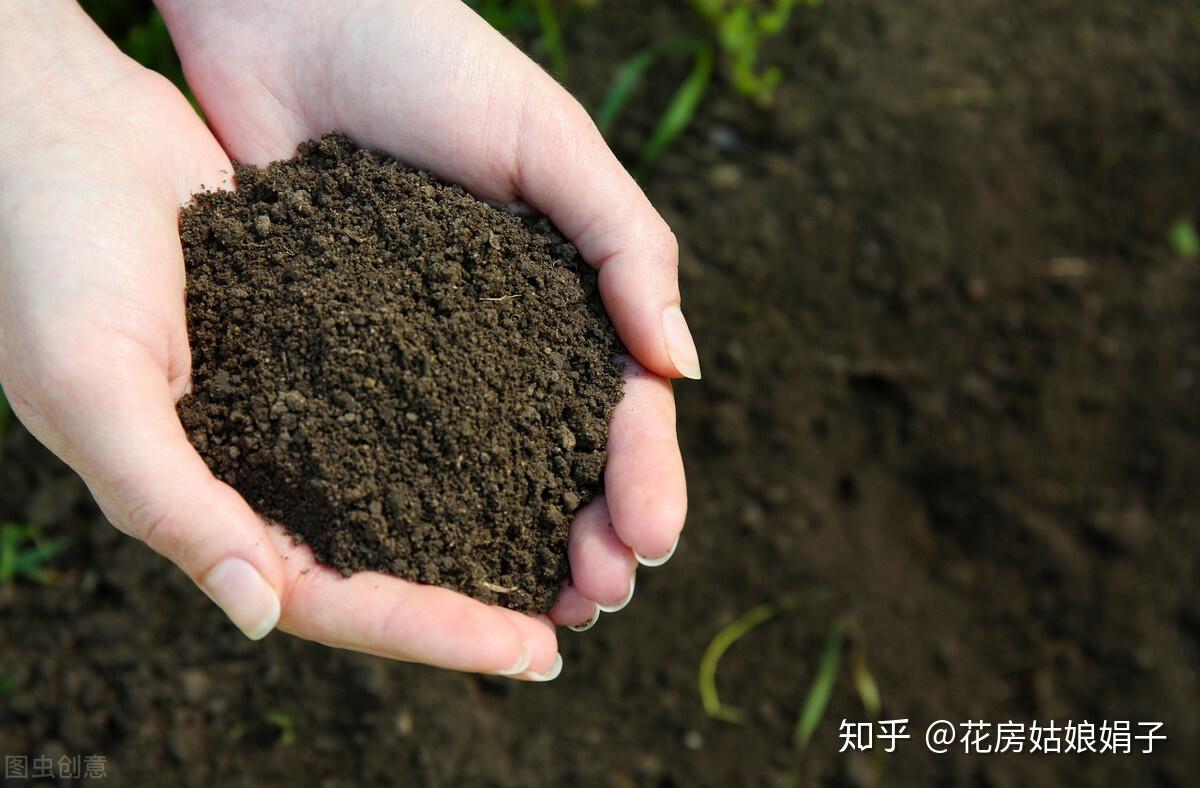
[2,1,1198,785]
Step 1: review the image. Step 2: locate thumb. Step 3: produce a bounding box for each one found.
[49,344,285,640]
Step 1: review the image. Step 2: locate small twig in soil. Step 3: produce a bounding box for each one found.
[479,294,524,302]
[478,580,518,594]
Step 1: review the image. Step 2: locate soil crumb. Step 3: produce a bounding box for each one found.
[177,133,624,612]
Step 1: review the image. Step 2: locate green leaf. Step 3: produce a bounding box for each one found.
[698,591,838,725]
[1169,217,1200,260]
[595,48,661,134]
[0,523,71,584]
[0,523,30,582]
[533,0,568,80]
[594,37,715,174]
[597,38,709,132]
[636,43,714,175]
[13,536,71,582]
[758,0,797,33]
[265,711,297,746]
[850,647,881,720]
[687,0,811,104]
[698,600,782,723]
[793,618,844,751]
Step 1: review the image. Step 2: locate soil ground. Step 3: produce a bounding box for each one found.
[2,0,1199,785]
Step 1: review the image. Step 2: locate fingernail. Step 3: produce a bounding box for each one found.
[662,304,702,380]
[519,653,564,682]
[635,535,681,568]
[496,644,533,677]
[597,573,636,614]
[200,557,280,641]
[568,604,600,632]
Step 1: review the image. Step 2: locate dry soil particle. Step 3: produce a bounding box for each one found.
[176,134,624,612]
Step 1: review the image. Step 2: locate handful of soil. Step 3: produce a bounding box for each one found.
[177,134,624,612]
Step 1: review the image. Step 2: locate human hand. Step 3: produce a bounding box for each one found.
[159,0,696,624]
[1,0,695,680]
[0,1,301,647]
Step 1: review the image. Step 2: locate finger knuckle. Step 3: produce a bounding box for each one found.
[125,498,195,569]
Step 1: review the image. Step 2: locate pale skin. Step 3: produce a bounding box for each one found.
[0,0,698,680]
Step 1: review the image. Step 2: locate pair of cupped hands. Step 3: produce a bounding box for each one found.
[0,1,697,681]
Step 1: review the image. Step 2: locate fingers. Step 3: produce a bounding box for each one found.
[38,342,286,641]
[508,82,701,381]
[549,585,600,631]
[273,531,560,679]
[605,360,688,563]
[567,496,637,608]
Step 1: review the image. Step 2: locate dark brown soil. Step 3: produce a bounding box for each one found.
[3,1,1199,786]
[176,134,623,612]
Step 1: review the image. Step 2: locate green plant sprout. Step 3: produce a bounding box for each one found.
[0,523,71,585]
[698,589,838,722]
[792,618,843,749]
[264,710,297,746]
[849,635,886,788]
[1169,217,1199,260]
[466,0,577,79]
[849,642,881,720]
[597,1,818,175]
[790,621,885,786]
[691,0,821,106]
[699,597,886,784]
[698,597,783,722]
[533,0,569,80]
[596,37,715,177]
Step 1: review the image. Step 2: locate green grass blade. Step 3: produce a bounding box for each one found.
[597,38,708,134]
[698,600,781,723]
[0,524,70,584]
[1169,217,1199,260]
[793,618,844,750]
[532,0,568,80]
[0,524,34,581]
[13,535,72,582]
[636,43,715,175]
[595,48,661,135]
[850,648,881,719]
